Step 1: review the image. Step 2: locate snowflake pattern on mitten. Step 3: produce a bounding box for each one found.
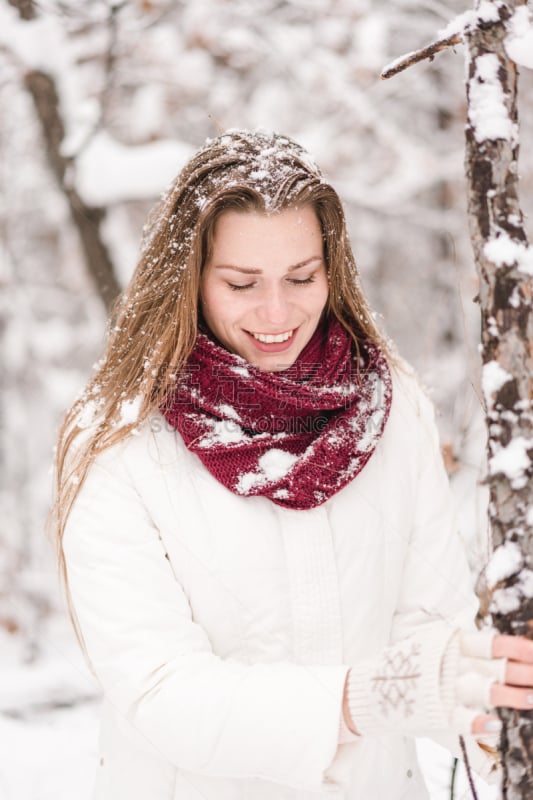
[371,642,421,717]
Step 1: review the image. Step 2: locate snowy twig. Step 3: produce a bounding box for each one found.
[381,33,462,80]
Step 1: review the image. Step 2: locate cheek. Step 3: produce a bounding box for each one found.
[201,278,224,315]
[201,284,245,331]
[313,275,329,312]
[200,286,223,335]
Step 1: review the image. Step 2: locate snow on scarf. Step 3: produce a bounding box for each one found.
[160,318,393,509]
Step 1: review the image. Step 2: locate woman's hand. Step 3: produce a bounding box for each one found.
[342,625,533,740]
[472,634,533,735]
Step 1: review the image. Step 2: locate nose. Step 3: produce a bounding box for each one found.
[257,284,291,327]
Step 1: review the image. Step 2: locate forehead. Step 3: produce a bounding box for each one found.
[209,206,322,261]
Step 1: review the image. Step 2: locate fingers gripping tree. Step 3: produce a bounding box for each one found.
[384,1,533,795]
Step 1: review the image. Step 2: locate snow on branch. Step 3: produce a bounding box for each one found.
[381,2,533,81]
[75,132,193,206]
[381,32,462,80]
[380,9,477,79]
[505,4,533,68]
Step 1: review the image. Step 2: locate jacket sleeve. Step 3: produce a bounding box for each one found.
[389,380,479,644]
[62,444,349,792]
[388,377,498,782]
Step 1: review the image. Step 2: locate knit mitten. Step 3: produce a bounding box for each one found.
[346,624,505,737]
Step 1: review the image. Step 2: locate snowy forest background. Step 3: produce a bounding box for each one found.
[1,0,532,797]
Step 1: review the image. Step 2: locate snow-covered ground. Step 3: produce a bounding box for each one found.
[0,617,99,800]
[0,700,98,800]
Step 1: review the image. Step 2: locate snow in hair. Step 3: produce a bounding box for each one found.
[197,129,323,179]
[192,129,325,210]
[140,129,325,256]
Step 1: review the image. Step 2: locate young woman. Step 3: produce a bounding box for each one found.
[52,130,533,800]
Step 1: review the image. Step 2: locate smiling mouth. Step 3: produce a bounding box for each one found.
[249,329,294,343]
[244,327,299,352]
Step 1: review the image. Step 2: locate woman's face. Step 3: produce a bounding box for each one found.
[200,205,329,371]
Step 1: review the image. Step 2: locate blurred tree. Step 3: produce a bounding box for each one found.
[9,0,120,310]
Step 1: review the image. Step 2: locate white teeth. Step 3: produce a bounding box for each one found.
[251,330,293,343]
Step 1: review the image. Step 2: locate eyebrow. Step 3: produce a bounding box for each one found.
[214,256,323,275]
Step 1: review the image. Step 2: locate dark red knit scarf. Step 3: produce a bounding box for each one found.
[160,318,392,509]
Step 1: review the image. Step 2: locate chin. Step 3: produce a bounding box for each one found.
[258,362,295,373]
[250,352,299,372]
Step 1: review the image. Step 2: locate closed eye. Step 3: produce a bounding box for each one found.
[228,275,316,292]
[228,276,317,291]
[288,276,316,286]
[228,282,255,291]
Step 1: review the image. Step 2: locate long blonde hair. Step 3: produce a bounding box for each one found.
[49,129,393,649]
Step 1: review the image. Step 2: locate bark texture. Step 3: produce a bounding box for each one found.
[465,1,533,796]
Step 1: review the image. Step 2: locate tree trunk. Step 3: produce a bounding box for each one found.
[464,1,533,795]
[9,0,121,311]
[23,70,121,311]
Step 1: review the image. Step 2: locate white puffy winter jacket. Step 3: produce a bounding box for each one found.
[62,365,491,800]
